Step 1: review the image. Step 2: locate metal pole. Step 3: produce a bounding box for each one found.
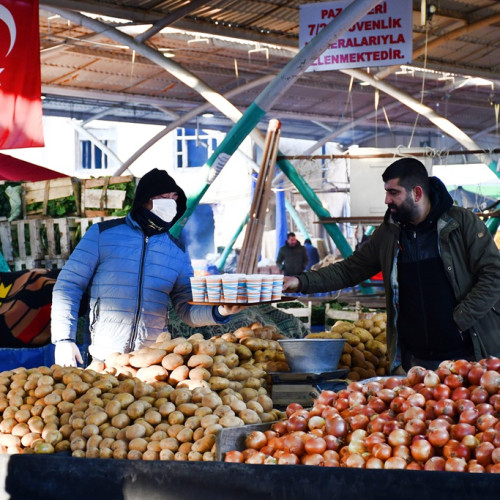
[216,214,249,272]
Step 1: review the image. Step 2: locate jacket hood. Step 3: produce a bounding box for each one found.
[383,176,453,225]
[131,168,187,225]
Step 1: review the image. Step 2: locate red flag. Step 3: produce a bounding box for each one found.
[0,0,44,149]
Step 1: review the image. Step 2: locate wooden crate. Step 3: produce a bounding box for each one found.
[0,216,115,270]
[81,175,133,217]
[22,178,78,218]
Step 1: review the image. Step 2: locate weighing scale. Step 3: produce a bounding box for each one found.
[268,369,348,408]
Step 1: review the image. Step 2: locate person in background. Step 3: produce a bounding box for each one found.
[51,168,241,367]
[283,158,500,371]
[303,238,320,270]
[276,232,308,276]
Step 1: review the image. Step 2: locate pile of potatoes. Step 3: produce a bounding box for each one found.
[0,364,282,460]
[306,313,389,380]
[214,323,290,373]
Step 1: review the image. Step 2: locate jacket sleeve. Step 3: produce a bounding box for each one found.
[452,213,500,331]
[169,251,219,327]
[298,228,383,293]
[276,246,284,270]
[51,224,100,343]
[302,247,309,271]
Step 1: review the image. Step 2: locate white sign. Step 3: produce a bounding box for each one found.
[299,0,413,71]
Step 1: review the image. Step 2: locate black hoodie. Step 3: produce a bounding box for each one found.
[396,177,473,361]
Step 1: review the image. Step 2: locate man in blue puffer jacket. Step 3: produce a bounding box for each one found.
[51,168,240,367]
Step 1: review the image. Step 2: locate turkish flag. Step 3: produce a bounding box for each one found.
[0,0,44,149]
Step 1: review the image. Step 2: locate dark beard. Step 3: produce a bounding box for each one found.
[389,201,417,224]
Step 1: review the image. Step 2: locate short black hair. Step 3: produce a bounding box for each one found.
[304,238,312,244]
[382,158,429,196]
[287,232,296,238]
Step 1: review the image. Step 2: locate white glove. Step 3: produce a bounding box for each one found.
[54,342,83,367]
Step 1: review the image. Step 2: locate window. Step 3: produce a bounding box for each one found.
[80,140,109,170]
[176,128,218,168]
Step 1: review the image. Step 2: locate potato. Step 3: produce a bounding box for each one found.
[161,353,184,371]
[235,344,252,360]
[347,371,361,381]
[244,377,261,390]
[170,388,192,406]
[129,438,148,453]
[210,363,230,378]
[239,409,260,424]
[341,332,361,346]
[219,415,244,428]
[224,354,239,369]
[208,377,230,391]
[189,367,211,382]
[246,400,264,414]
[213,405,234,418]
[136,365,169,383]
[177,403,198,417]
[177,379,210,391]
[229,397,247,413]
[168,411,185,426]
[173,341,193,356]
[366,340,387,357]
[176,427,194,443]
[351,327,374,343]
[129,349,166,368]
[201,393,222,410]
[239,388,258,402]
[191,433,216,454]
[125,424,146,440]
[168,366,190,385]
[229,367,249,382]
[331,321,354,334]
[133,382,155,399]
[193,340,216,357]
[156,332,171,343]
[221,333,237,343]
[257,394,273,413]
[187,355,213,370]
[127,401,146,420]
[85,411,108,426]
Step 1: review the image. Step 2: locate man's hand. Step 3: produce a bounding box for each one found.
[218,305,245,316]
[283,276,301,293]
[54,342,83,367]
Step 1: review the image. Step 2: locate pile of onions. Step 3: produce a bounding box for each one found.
[224,356,500,472]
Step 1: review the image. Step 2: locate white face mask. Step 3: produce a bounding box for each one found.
[151,198,177,223]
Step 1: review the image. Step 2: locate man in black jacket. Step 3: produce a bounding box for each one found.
[284,158,500,371]
[276,232,308,276]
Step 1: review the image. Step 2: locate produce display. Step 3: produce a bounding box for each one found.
[306,313,390,379]
[224,357,500,472]
[0,326,287,459]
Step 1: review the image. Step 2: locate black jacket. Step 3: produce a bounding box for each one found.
[276,242,308,276]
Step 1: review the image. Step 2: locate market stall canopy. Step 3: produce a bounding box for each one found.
[0,154,68,182]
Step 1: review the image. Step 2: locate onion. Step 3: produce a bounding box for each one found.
[445,457,467,472]
[285,403,304,418]
[405,419,427,436]
[283,434,305,456]
[480,370,500,394]
[304,436,327,455]
[277,452,300,465]
[325,417,348,438]
[450,423,475,441]
[467,460,486,473]
[427,427,450,447]
[344,453,365,468]
[384,456,407,469]
[410,438,434,462]
[406,366,427,386]
[365,456,384,469]
[423,370,440,388]
[307,416,326,431]
[475,442,495,466]
[224,450,244,463]
[244,431,267,450]
[424,456,446,471]
[432,384,451,400]
[483,356,500,371]
[372,442,392,460]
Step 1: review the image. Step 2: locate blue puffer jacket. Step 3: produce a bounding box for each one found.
[51,214,219,361]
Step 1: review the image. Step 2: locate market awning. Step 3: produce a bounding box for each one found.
[0,153,67,182]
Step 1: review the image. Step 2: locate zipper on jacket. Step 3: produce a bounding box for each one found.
[128,235,148,351]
